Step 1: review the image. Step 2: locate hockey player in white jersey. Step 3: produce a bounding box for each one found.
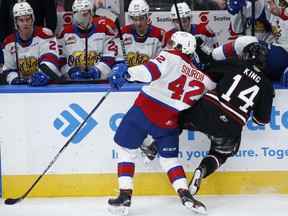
[115,0,166,67]
[57,0,115,80]
[165,2,218,49]
[164,2,218,70]
[107,31,217,215]
[227,0,274,43]
[2,2,60,86]
[228,0,288,81]
[212,35,259,60]
[265,0,288,83]
[138,35,260,162]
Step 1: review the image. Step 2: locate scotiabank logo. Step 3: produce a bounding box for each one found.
[63,12,73,25]
[199,12,209,24]
[228,23,238,40]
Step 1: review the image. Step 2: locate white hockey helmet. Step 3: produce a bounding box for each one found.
[171,31,196,55]
[170,2,192,21]
[72,0,94,14]
[128,0,150,17]
[13,2,35,29]
[234,36,259,55]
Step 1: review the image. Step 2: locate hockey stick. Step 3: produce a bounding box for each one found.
[13,29,20,78]
[11,6,21,79]
[172,0,184,31]
[240,8,246,35]
[4,88,111,205]
[39,64,108,84]
[85,25,88,71]
[251,0,255,36]
[73,12,90,72]
[95,8,128,65]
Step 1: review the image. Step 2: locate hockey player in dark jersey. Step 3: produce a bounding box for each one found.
[140,42,274,196]
[180,42,274,195]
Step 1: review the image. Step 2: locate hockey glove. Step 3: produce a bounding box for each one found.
[86,66,101,79]
[109,63,129,90]
[68,67,86,80]
[29,71,51,86]
[195,37,213,64]
[11,77,28,85]
[227,0,246,15]
[140,141,158,161]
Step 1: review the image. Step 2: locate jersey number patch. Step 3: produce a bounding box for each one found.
[168,75,206,106]
[221,74,260,113]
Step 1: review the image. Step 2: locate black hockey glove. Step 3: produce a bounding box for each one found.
[139,141,157,161]
[195,37,213,64]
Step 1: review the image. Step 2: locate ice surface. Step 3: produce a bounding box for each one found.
[1,194,288,216]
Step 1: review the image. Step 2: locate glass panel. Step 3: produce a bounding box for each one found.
[124,0,193,11]
[124,0,227,12]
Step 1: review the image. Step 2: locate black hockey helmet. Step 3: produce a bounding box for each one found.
[241,42,267,70]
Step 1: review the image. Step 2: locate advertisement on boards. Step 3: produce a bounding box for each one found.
[125,10,238,45]
[0,89,288,177]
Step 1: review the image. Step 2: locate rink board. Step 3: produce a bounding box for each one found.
[1,84,288,198]
[2,171,288,198]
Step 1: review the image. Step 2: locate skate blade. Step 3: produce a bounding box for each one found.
[108,205,129,215]
[184,201,207,215]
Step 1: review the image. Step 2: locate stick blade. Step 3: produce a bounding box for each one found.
[39,63,108,84]
[95,8,118,22]
[4,197,24,205]
[39,64,67,83]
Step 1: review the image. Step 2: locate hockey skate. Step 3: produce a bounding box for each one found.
[108,189,132,215]
[178,188,207,215]
[189,167,204,195]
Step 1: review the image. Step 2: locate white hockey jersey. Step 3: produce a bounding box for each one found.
[2,26,60,84]
[230,0,274,43]
[115,24,165,67]
[164,24,219,49]
[212,35,258,60]
[127,49,217,129]
[269,8,288,52]
[163,24,218,70]
[57,23,115,79]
